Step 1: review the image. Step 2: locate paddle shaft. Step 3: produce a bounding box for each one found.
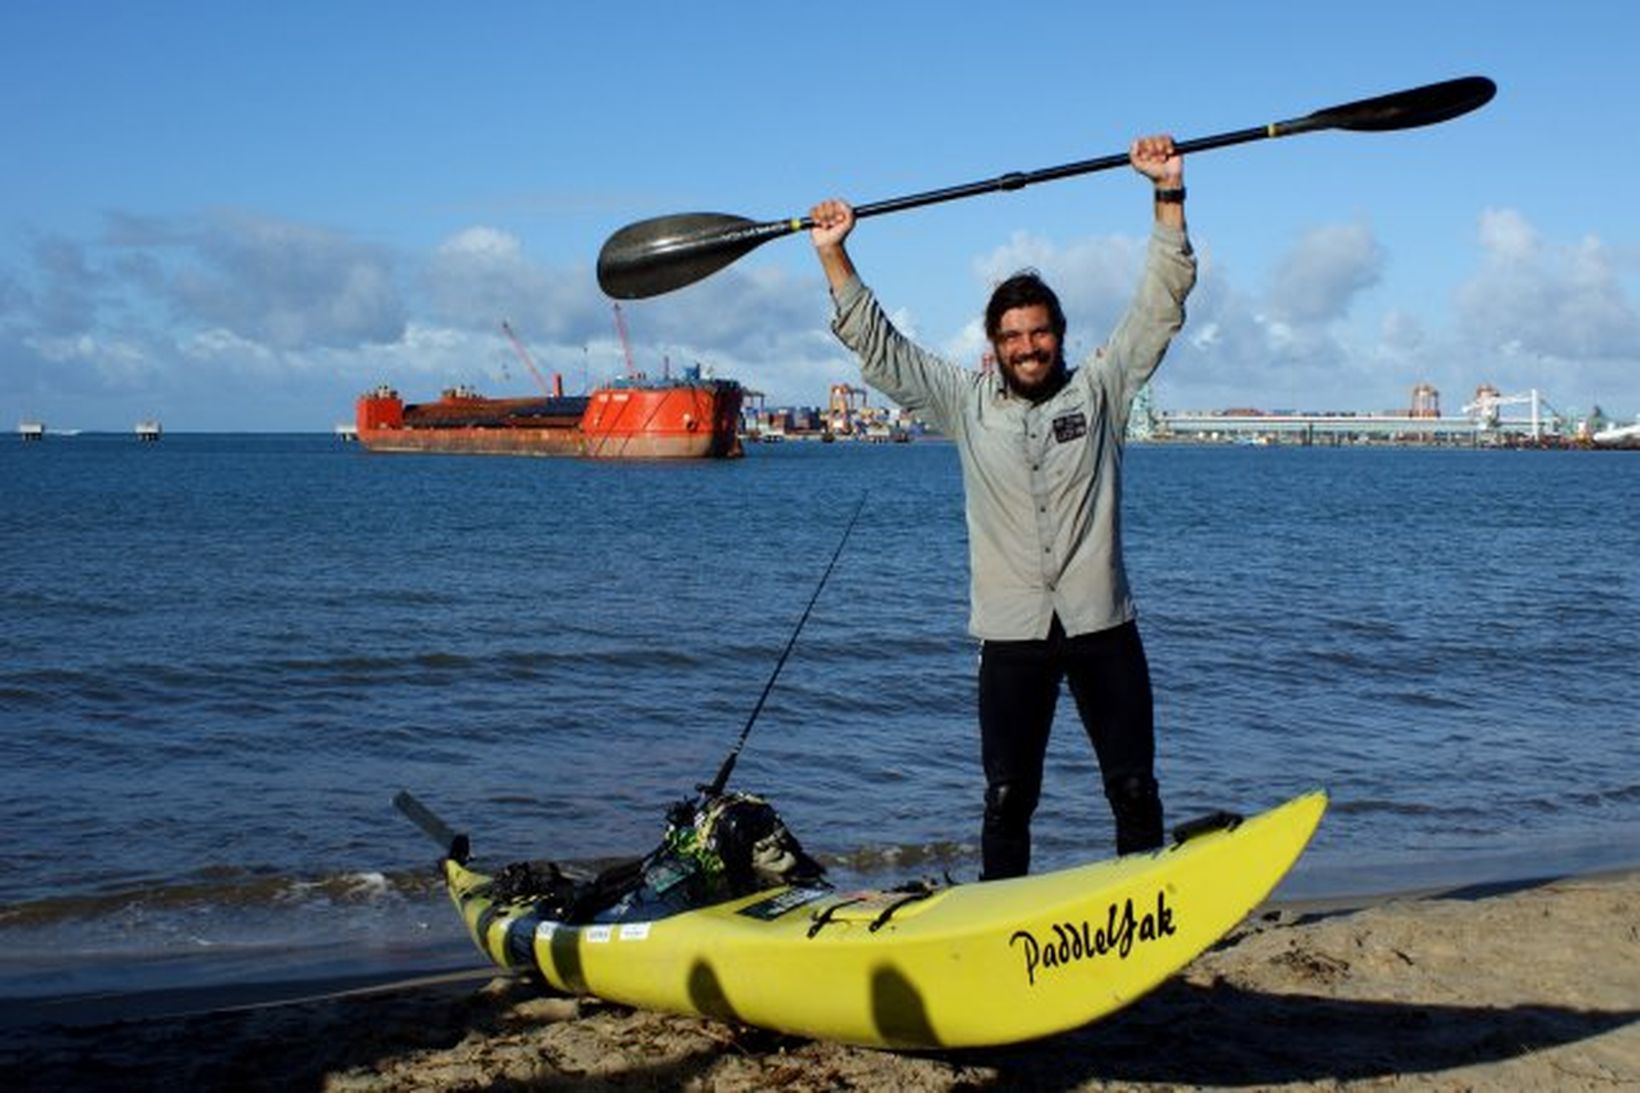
[831,124,1272,229]
[778,74,1495,233]
[597,117,1328,299]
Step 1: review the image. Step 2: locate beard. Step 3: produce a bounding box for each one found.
[998,349,1067,403]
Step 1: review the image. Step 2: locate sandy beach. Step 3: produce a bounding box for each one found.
[3,870,1635,1091]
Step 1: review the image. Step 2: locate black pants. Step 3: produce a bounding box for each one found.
[977,616,1163,878]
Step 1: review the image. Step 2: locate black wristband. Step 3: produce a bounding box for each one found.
[1154,187,1186,204]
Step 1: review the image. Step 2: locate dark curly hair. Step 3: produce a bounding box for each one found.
[984,270,1067,344]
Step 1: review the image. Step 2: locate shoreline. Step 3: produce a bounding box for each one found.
[2,843,1626,1011]
[5,857,1634,1028]
[4,869,1635,1090]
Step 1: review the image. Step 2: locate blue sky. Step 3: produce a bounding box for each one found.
[4,1,1636,430]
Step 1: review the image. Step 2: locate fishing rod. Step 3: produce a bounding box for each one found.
[597,75,1496,300]
[704,491,869,797]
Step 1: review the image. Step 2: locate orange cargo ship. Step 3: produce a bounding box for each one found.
[356,311,743,459]
[354,375,744,459]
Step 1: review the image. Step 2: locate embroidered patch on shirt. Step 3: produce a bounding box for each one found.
[1052,412,1088,443]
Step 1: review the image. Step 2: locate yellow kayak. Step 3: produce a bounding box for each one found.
[431,790,1326,1048]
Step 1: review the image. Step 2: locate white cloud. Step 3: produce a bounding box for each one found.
[1456,207,1639,360]
[27,330,157,387]
[1379,309,1426,354]
[3,202,1637,430]
[972,230,1149,352]
[437,226,524,260]
[179,327,280,373]
[420,225,601,344]
[170,212,407,349]
[1264,222,1383,325]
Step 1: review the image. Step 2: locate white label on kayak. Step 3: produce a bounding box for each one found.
[535,922,559,942]
[584,925,613,944]
[618,923,651,941]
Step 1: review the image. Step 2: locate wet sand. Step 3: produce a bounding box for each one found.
[3,870,1635,1091]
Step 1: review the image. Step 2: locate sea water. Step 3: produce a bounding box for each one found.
[2,435,1636,999]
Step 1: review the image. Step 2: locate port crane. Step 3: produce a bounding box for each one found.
[501,319,560,398]
[611,303,639,378]
[1461,387,1565,441]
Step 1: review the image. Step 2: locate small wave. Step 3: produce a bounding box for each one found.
[278,871,395,903]
[0,685,53,708]
[0,866,438,930]
[1327,796,1454,819]
[2,590,141,619]
[821,839,976,878]
[1380,689,1470,711]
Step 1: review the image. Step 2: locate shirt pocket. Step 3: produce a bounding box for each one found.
[1042,392,1099,489]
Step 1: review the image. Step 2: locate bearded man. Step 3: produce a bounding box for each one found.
[808,135,1196,877]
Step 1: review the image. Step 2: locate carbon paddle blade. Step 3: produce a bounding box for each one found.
[1300,75,1497,134]
[597,212,799,299]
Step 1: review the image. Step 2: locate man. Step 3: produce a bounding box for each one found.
[809,135,1196,878]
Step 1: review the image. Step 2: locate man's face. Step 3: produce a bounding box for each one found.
[992,304,1062,399]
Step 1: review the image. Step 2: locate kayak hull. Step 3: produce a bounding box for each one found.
[444,790,1326,1048]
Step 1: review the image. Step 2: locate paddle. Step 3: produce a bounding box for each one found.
[597,75,1495,300]
[394,789,471,864]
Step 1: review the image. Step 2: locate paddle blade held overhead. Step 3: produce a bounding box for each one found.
[596,75,1496,301]
[1282,75,1497,136]
[598,213,800,300]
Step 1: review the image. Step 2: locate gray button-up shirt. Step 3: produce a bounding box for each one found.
[830,223,1196,640]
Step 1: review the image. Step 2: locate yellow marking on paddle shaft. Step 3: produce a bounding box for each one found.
[1267,122,1279,137]
[790,218,804,232]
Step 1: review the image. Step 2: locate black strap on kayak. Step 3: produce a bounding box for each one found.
[868,883,938,932]
[807,895,869,938]
[805,881,939,938]
[1171,809,1243,845]
[704,491,869,797]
